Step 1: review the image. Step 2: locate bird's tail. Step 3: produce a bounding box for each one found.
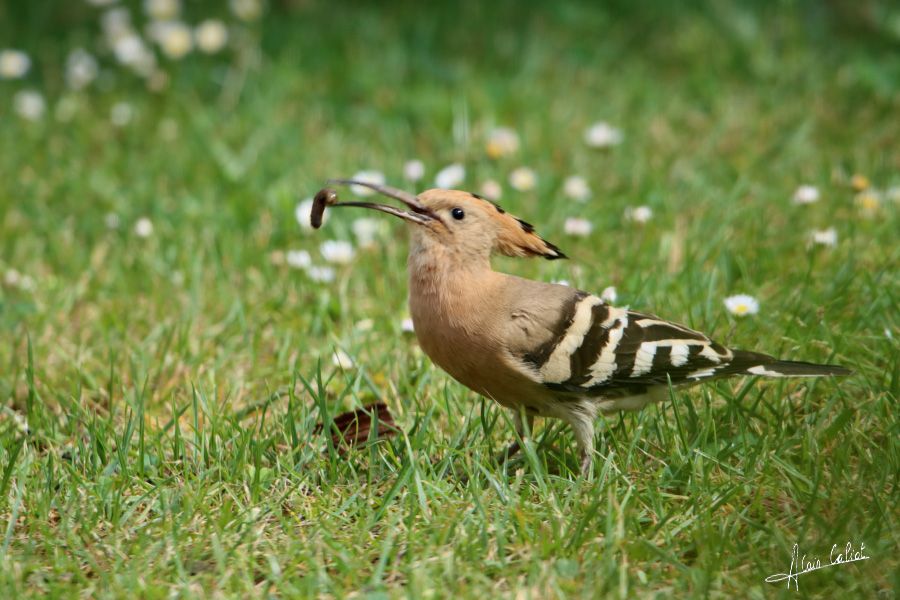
[731,350,853,378]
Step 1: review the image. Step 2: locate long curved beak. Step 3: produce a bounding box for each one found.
[325,179,440,225]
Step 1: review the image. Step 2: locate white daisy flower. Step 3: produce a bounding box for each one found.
[104,212,121,230]
[307,265,335,283]
[509,167,537,192]
[195,20,228,54]
[9,410,29,435]
[65,49,98,90]
[624,205,653,224]
[850,174,869,191]
[320,240,355,264]
[884,186,900,204]
[286,250,311,270]
[352,218,382,248]
[144,0,180,21]
[349,170,386,197]
[110,102,134,127]
[14,90,45,121]
[564,217,593,237]
[563,176,591,202]
[152,21,192,59]
[486,127,520,159]
[583,121,623,148]
[112,35,156,76]
[4,269,22,287]
[331,349,354,370]
[401,317,415,333]
[403,159,425,182]
[101,8,132,39]
[792,185,820,205]
[134,217,154,238]
[435,163,465,189]
[230,0,263,21]
[810,227,837,247]
[724,294,759,317]
[0,49,31,79]
[600,286,618,304]
[112,34,143,64]
[553,279,571,287]
[855,190,881,217]
[479,180,502,201]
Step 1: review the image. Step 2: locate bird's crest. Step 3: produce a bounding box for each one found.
[471,193,567,260]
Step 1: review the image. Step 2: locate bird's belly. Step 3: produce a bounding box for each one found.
[412,321,546,411]
[415,323,668,419]
[594,387,667,413]
[414,328,495,395]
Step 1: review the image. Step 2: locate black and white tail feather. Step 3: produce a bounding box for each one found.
[520,291,851,402]
[722,350,852,378]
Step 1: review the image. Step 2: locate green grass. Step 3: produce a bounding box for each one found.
[1,1,898,597]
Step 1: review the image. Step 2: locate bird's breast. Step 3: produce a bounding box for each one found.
[409,294,494,395]
[407,270,546,409]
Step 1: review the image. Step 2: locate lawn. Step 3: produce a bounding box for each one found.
[0,1,898,597]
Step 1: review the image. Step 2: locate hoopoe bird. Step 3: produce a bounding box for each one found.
[312,179,851,475]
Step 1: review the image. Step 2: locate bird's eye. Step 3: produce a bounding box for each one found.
[451,207,465,220]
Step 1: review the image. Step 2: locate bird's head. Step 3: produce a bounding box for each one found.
[317,179,566,263]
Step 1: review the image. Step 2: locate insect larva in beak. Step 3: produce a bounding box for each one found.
[311,188,338,229]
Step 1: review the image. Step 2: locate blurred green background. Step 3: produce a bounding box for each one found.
[1,1,898,598]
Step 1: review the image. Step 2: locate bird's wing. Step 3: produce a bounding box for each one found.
[506,290,774,397]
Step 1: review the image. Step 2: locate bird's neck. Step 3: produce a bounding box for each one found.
[407,240,497,326]
[406,240,509,395]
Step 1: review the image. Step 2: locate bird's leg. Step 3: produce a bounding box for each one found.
[579,450,593,477]
[569,417,595,477]
[493,409,534,466]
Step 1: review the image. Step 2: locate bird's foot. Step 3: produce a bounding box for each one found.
[493,439,522,467]
[579,452,592,477]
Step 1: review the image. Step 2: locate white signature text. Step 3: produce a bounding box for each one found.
[765,541,869,590]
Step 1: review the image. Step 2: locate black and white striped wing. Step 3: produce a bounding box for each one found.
[519,293,748,397]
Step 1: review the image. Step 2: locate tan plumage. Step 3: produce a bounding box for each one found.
[314,179,852,475]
